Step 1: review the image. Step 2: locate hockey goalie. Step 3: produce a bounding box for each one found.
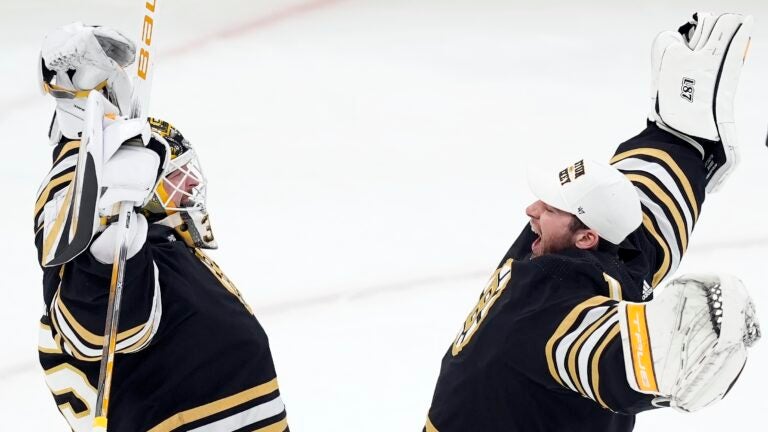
[34,22,289,432]
[425,12,761,432]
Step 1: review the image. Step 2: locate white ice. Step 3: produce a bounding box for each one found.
[1,0,767,430]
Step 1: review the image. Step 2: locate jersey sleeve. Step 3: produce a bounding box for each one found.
[43,240,162,362]
[503,259,656,415]
[610,122,708,289]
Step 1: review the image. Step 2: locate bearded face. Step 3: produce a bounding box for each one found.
[526,200,584,258]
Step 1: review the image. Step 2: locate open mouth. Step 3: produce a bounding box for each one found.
[530,223,541,252]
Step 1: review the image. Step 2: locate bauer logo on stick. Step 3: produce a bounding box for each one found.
[137,1,157,80]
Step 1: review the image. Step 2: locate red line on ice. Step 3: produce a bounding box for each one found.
[162,0,345,57]
[6,0,345,122]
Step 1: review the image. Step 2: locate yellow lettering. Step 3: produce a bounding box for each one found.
[137,48,150,80]
[142,15,154,44]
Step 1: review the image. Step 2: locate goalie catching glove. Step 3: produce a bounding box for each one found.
[618,273,761,412]
[649,12,752,192]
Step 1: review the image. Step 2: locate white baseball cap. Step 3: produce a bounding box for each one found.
[527,158,642,244]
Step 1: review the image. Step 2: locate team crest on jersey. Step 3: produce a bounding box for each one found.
[452,259,514,356]
[559,160,586,185]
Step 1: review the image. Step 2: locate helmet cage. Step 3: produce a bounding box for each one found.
[154,147,209,213]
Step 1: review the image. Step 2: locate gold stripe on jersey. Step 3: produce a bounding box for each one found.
[49,305,99,363]
[624,173,688,252]
[602,273,623,301]
[53,140,81,164]
[545,296,611,388]
[590,324,621,411]
[425,416,439,432]
[611,148,699,222]
[34,171,75,218]
[42,182,74,265]
[253,417,289,432]
[566,309,618,397]
[194,248,254,315]
[641,213,671,287]
[55,292,145,346]
[147,378,281,432]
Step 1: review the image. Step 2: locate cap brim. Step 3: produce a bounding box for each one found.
[527,165,573,214]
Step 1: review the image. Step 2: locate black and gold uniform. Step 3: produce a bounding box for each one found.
[35,138,288,431]
[425,123,707,432]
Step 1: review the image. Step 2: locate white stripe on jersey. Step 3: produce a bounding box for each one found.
[188,396,285,432]
[577,314,619,401]
[613,158,694,235]
[554,306,610,392]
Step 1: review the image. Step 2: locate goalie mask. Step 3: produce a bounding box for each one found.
[145,119,218,249]
[39,22,135,141]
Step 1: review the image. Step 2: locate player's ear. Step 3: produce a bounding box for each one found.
[574,229,599,250]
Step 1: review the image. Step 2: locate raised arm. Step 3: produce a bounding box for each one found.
[612,13,752,289]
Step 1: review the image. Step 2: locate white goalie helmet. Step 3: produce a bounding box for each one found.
[39,22,136,140]
[145,119,218,249]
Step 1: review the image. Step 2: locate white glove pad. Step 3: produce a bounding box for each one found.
[90,213,148,265]
[618,274,760,412]
[42,22,135,78]
[651,13,751,140]
[102,118,152,161]
[98,146,161,216]
[650,13,753,192]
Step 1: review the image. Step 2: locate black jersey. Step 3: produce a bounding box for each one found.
[425,123,707,432]
[35,141,288,431]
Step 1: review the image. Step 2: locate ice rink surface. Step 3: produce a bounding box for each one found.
[1,0,767,430]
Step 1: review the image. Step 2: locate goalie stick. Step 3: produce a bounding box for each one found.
[93,1,158,431]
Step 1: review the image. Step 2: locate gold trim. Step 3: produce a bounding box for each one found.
[625,304,659,392]
[641,213,671,287]
[42,180,74,264]
[119,315,156,354]
[56,294,144,345]
[611,148,699,221]
[566,309,617,397]
[52,387,90,419]
[38,322,63,354]
[50,306,98,362]
[602,273,623,301]
[625,173,688,252]
[44,363,95,419]
[590,324,620,410]
[44,80,107,99]
[148,378,280,432]
[54,140,81,164]
[35,171,75,216]
[452,259,513,356]
[194,248,254,315]
[253,417,289,432]
[425,416,439,432]
[545,296,611,387]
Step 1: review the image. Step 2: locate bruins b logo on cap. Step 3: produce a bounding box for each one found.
[559,160,586,185]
